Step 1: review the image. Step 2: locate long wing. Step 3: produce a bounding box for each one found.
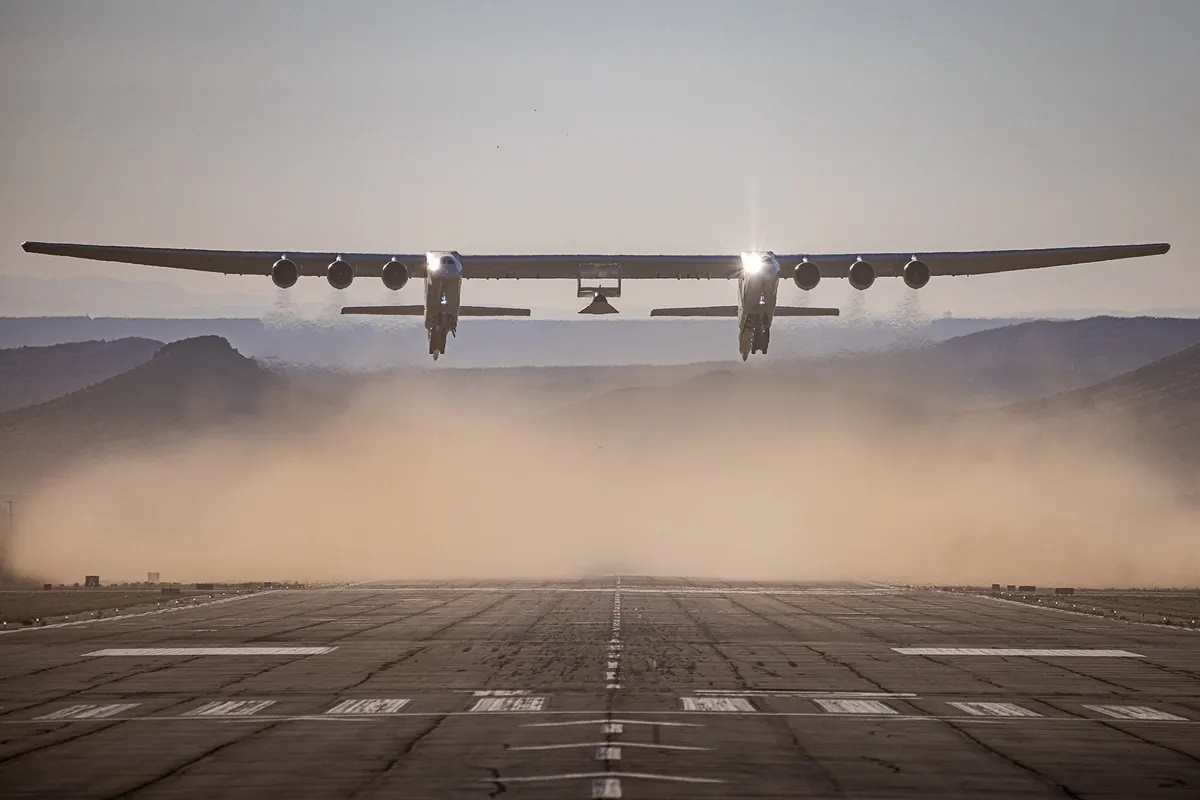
[21,242,424,278]
[22,241,1169,280]
[777,243,1171,279]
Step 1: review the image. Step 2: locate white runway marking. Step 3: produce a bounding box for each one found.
[604,722,622,734]
[894,648,1144,658]
[1084,704,1187,721]
[471,696,546,712]
[85,647,335,657]
[469,690,530,697]
[36,703,139,720]
[510,742,710,752]
[682,697,755,712]
[495,771,724,785]
[696,689,917,698]
[595,745,621,760]
[593,777,622,798]
[522,718,702,729]
[814,699,897,715]
[185,700,276,717]
[325,699,410,715]
[950,702,1041,718]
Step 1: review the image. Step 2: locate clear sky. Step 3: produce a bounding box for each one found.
[2,0,1197,317]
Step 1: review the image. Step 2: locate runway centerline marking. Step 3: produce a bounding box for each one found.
[681,697,756,712]
[84,647,335,657]
[36,703,140,720]
[1084,704,1187,721]
[949,702,1041,718]
[814,699,897,715]
[471,696,546,712]
[893,647,1144,657]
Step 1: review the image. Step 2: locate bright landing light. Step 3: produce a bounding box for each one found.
[740,252,766,274]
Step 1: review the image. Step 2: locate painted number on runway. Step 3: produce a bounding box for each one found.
[36,703,140,720]
[471,696,546,712]
[814,699,897,715]
[1084,704,1188,721]
[681,697,756,712]
[184,700,276,717]
[950,702,1041,717]
[326,699,410,715]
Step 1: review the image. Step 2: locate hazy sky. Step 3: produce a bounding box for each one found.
[2,0,1197,317]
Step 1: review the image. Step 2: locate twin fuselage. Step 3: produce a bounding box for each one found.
[422,250,782,361]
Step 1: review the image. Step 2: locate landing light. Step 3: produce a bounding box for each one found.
[740,252,766,274]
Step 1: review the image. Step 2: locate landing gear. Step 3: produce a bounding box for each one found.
[428,325,449,361]
[738,324,771,361]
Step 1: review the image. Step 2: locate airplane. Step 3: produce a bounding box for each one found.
[21,241,1170,361]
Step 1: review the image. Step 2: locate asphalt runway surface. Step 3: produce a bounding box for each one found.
[2,579,1199,798]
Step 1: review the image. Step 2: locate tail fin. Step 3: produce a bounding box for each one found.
[341,305,530,317]
[773,307,840,317]
[341,305,424,315]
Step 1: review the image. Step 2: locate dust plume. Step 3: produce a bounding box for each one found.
[11,371,1199,587]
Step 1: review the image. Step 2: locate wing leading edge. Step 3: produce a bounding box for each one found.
[22,241,1169,280]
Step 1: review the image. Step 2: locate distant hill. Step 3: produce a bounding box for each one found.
[0,337,279,489]
[1014,343,1200,472]
[0,338,163,413]
[819,316,1200,407]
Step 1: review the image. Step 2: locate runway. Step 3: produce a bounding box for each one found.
[2,579,1198,798]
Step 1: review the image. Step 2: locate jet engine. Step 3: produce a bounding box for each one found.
[327,258,355,290]
[903,259,931,289]
[848,259,875,291]
[794,260,821,290]
[271,258,299,288]
[382,259,409,290]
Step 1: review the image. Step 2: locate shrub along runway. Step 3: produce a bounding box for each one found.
[1,579,1198,798]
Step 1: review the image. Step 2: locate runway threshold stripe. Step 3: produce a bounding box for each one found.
[949,702,1041,718]
[471,696,546,712]
[326,699,410,715]
[893,648,1144,658]
[84,647,335,657]
[1084,704,1188,721]
[36,703,140,720]
[681,697,755,712]
[184,700,276,717]
[814,699,897,715]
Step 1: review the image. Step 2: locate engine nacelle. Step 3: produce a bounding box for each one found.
[271,258,299,289]
[903,259,931,290]
[848,259,875,291]
[327,258,354,290]
[794,260,820,291]
[381,259,409,291]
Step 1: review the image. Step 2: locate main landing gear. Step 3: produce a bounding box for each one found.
[738,324,770,361]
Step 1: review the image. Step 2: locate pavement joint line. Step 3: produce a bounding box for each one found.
[0,591,274,636]
[522,719,704,728]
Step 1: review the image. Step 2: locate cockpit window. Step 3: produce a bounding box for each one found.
[441,257,455,267]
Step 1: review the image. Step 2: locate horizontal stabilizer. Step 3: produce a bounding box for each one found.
[773,306,840,317]
[341,305,424,315]
[458,306,531,317]
[650,306,739,317]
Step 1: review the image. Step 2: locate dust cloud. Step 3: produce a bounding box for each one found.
[11,373,1199,587]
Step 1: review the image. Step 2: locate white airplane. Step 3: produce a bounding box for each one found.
[21,241,1170,360]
